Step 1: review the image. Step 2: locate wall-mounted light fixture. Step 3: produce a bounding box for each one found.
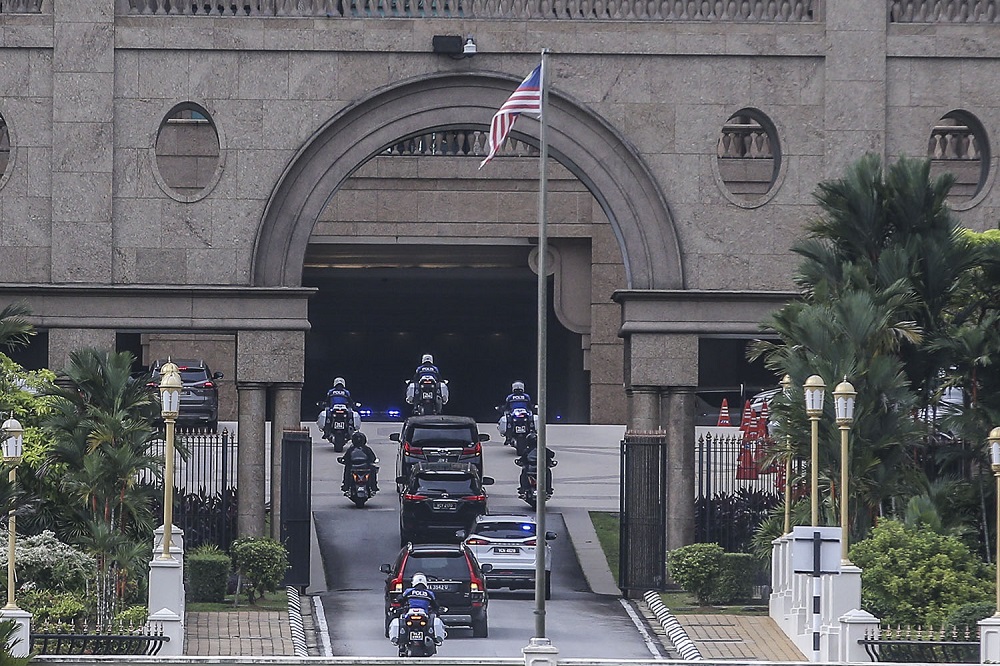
[432,35,476,59]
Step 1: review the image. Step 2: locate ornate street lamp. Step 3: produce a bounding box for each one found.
[158,362,182,560]
[833,379,856,564]
[990,427,1000,616]
[803,375,826,527]
[1,418,23,610]
[781,374,794,534]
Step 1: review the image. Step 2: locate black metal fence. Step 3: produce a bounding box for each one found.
[694,432,785,552]
[619,432,666,596]
[147,428,238,551]
[32,626,169,655]
[860,626,979,662]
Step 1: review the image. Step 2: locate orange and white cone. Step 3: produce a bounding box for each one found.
[717,398,732,427]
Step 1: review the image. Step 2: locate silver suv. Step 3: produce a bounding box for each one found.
[151,358,223,431]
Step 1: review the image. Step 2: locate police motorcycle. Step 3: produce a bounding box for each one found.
[516,438,557,509]
[391,605,448,657]
[406,374,448,416]
[337,445,379,507]
[497,405,537,455]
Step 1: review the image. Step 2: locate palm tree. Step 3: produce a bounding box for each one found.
[0,302,34,353]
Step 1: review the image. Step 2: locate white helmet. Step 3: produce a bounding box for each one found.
[334,377,346,387]
[411,573,428,587]
[512,381,525,392]
[421,354,434,364]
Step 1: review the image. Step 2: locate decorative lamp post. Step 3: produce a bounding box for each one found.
[1,418,23,610]
[781,374,794,534]
[833,379,856,564]
[990,427,1000,616]
[803,374,826,527]
[158,362,182,560]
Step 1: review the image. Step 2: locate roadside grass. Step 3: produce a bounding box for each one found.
[187,589,288,612]
[588,510,767,616]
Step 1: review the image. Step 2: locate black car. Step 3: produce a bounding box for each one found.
[398,463,493,546]
[151,358,223,431]
[391,415,489,488]
[380,542,492,638]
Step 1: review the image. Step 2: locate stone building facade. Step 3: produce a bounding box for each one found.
[0,0,998,543]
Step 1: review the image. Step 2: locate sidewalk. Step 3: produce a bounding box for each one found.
[185,609,296,656]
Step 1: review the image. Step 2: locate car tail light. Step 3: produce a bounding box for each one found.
[524,539,536,546]
[203,381,215,388]
[403,441,423,455]
[462,495,486,501]
[467,556,484,593]
[403,494,427,501]
[465,537,489,545]
[462,442,481,455]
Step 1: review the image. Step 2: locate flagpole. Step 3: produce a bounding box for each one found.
[534,47,550,641]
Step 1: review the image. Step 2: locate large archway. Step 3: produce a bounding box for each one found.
[252,72,683,291]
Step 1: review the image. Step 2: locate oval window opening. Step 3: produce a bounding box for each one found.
[928,110,990,205]
[716,109,781,204]
[0,114,10,185]
[154,103,220,198]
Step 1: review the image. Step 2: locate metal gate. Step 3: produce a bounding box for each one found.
[148,429,237,551]
[619,431,667,596]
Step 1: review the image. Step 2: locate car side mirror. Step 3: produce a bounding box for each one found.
[390,433,400,442]
[336,456,345,464]
[550,460,559,467]
[480,563,493,574]
[316,401,324,408]
[514,459,524,467]
[213,372,224,379]
[479,434,490,442]
[481,476,495,486]
[380,564,391,574]
[545,531,557,541]
[455,530,466,540]
[395,476,405,484]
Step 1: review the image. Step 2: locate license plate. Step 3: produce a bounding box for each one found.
[433,500,457,510]
[422,392,434,400]
[428,582,454,591]
[495,546,520,554]
[515,425,527,433]
[408,631,424,641]
[333,422,345,429]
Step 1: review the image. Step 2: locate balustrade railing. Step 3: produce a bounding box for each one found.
[889,0,1000,22]
[718,121,774,159]
[385,129,537,158]
[928,123,980,160]
[0,0,45,13]
[123,0,820,20]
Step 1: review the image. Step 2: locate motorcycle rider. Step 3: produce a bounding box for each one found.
[341,431,379,492]
[405,354,450,408]
[498,381,533,445]
[389,573,446,646]
[325,377,362,432]
[516,433,555,496]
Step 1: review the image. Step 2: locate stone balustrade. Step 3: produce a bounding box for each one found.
[929,123,980,161]
[0,0,45,13]
[718,121,773,159]
[890,0,1000,22]
[386,129,537,158]
[121,0,821,20]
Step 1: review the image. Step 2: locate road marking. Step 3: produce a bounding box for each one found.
[619,598,664,659]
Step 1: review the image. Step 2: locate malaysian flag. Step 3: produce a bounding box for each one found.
[479,64,543,169]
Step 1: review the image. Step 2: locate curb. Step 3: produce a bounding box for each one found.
[286,586,309,657]
[642,590,703,661]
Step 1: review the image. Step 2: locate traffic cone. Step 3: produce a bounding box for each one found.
[717,398,732,427]
[738,400,753,433]
[735,436,759,480]
[757,401,770,438]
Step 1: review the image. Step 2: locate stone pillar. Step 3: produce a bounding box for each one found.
[821,565,862,662]
[50,0,116,283]
[237,381,267,538]
[663,386,695,551]
[0,609,31,657]
[147,608,183,657]
[840,608,880,664]
[626,386,660,431]
[47,328,117,372]
[980,616,1000,663]
[269,382,303,541]
[523,637,559,666]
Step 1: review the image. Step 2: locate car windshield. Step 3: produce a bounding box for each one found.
[473,521,536,539]
[413,475,477,495]
[410,428,473,445]
[178,369,210,383]
[402,552,470,580]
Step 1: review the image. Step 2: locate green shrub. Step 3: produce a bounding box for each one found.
[709,552,757,604]
[112,605,149,630]
[850,519,992,627]
[0,530,95,594]
[946,601,995,632]
[667,543,724,604]
[230,537,288,604]
[19,589,89,631]
[187,544,231,603]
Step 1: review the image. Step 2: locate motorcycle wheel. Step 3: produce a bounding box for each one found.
[333,434,346,452]
[351,494,368,508]
[405,645,426,658]
[522,493,537,509]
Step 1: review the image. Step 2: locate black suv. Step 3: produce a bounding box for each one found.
[391,415,489,489]
[380,542,491,638]
[398,463,493,546]
[150,359,223,431]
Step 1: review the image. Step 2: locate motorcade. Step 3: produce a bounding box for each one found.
[464,514,556,599]
[380,542,492,638]
[398,463,492,545]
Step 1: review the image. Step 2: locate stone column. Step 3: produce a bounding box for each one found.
[51,0,116,283]
[237,381,267,538]
[663,386,695,551]
[269,382,303,541]
[47,328,117,372]
[626,386,660,431]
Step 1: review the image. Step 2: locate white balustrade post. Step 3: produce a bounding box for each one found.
[840,608,880,663]
[523,637,559,666]
[980,616,1000,663]
[0,608,31,657]
[148,608,184,656]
